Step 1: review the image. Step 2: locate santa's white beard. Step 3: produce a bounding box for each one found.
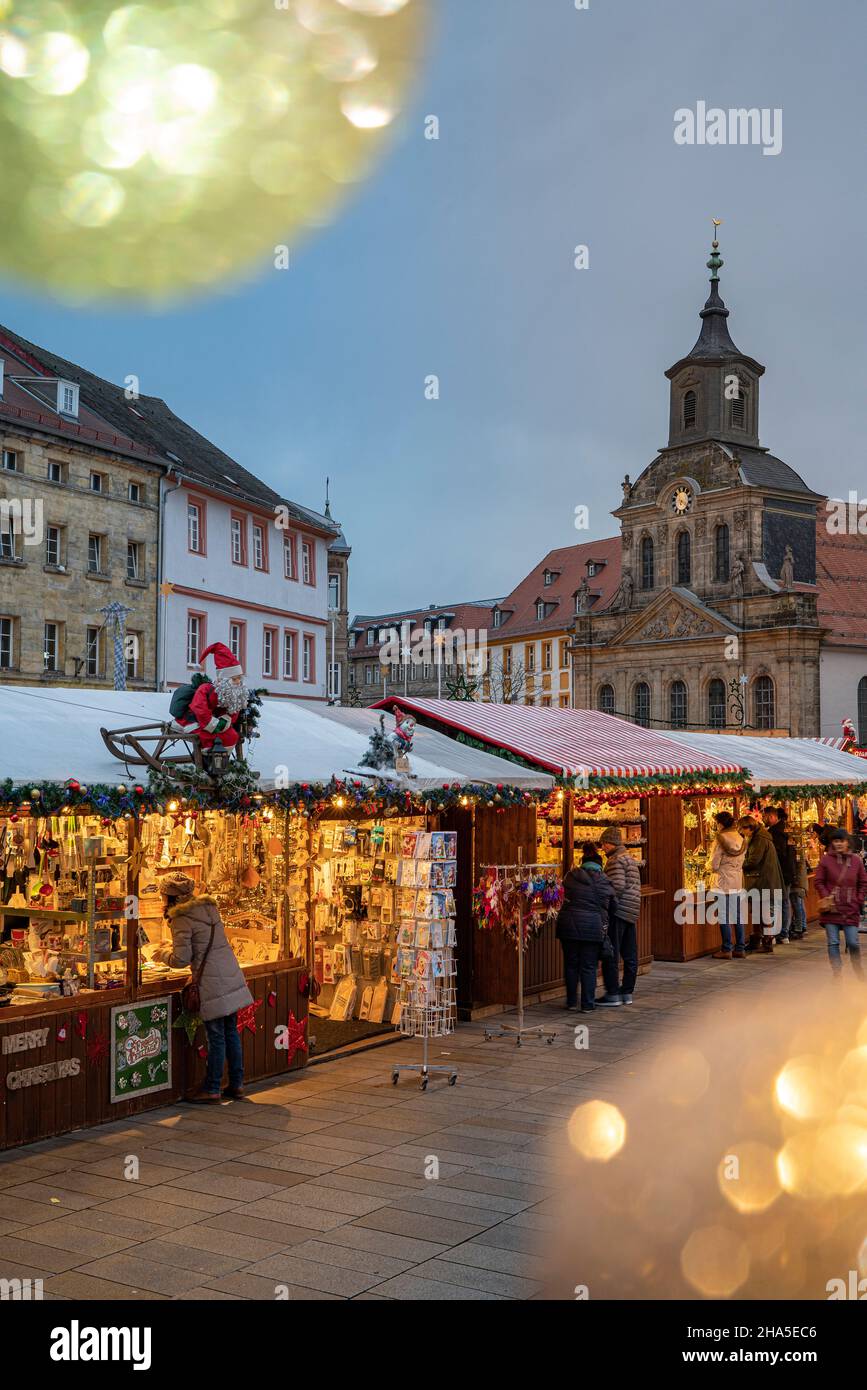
[213,676,248,713]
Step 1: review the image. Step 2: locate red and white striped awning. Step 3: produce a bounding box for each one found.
[813,737,850,750]
[374,698,746,779]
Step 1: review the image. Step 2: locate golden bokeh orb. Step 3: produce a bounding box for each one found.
[567,1100,627,1162]
[717,1140,782,1214]
[680,1226,751,1298]
[0,0,427,300]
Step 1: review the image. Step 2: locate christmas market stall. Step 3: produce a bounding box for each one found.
[0,685,553,1149]
[375,698,750,1003]
[656,730,867,943]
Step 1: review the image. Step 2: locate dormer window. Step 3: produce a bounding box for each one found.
[682,389,696,430]
[492,608,502,629]
[57,380,79,418]
[586,559,606,577]
[543,570,552,586]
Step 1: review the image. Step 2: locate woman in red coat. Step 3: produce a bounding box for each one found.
[814,829,867,977]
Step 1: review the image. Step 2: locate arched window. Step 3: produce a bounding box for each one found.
[754,675,775,730]
[708,678,726,729]
[634,682,651,728]
[676,530,691,586]
[730,389,746,430]
[714,524,730,581]
[858,676,867,746]
[598,683,615,715]
[670,679,688,728]
[683,390,697,430]
[640,535,654,590]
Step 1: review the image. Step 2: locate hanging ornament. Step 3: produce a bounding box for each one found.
[172,1009,203,1046]
[56,1025,67,1043]
[268,990,277,1008]
[197,1045,208,1060]
[75,1011,87,1039]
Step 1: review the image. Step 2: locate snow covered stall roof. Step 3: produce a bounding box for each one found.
[655,731,867,794]
[0,687,554,793]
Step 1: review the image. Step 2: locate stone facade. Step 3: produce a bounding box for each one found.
[570,242,826,736]
[0,427,160,689]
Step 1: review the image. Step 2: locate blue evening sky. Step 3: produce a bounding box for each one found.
[1,0,863,616]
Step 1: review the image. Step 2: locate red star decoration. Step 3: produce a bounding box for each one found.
[237,998,263,1035]
[86,1032,109,1066]
[282,1011,308,1063]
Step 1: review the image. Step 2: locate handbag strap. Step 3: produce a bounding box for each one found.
[192,922,216,987]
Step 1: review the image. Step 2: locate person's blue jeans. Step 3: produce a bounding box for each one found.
[719,897,746,952]
[824,923,863,975]
[779,893,792,940]
[204,1013,243,1094]
[602,917,638,997]
[790,894,807,936]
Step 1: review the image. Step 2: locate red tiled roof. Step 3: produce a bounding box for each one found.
[491,537,622,639]
[816,522,867,647]
[374,697,746,778]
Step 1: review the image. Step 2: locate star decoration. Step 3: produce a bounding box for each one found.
[159,580,175,598]
[237,998,264,1036]
[86,1032,109,1066]
[281,1012,308,1064]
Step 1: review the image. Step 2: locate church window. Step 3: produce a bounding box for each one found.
[708,678,726,729]
[754,675,776,730]
[676,530,691,585]
[670,679,688,728]
[633,681,651,728]
[858,676,867,746]
[640,536,654,590]
[598,683,615,715]
[683,389,697,430]
[714,524,730,581]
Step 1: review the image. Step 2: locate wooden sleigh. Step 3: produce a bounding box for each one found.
[100,721,250,784]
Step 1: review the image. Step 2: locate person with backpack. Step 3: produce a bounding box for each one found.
[556,846,614,1013]
[814,830,867,978]
[596,827,642,1006]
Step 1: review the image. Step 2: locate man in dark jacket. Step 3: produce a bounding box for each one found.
[556,847,615,1012]
[738,816,785,954]
[763,806,795,942]
[597,827,642,1006]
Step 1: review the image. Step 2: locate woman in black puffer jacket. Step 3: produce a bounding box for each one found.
[556,846,615,1012]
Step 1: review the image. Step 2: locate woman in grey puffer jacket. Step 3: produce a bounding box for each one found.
[157,873,253,1103]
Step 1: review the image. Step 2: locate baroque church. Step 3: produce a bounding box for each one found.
[570,236,841,738]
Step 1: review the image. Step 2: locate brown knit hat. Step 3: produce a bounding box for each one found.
[160,872,196,901]
[599,826,623,847]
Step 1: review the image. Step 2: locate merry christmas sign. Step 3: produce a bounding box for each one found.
[110,998,171,1104]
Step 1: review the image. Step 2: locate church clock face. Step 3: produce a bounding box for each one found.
[671,486,693,515]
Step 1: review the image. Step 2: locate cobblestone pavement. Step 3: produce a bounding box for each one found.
[0,934,829,1300]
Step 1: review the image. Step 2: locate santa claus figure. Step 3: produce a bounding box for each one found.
[177,641,249,752]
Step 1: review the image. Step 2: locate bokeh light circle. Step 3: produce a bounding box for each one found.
[717,1140,782,1214]
[567,1100,627,1162]
[0,0,426,300]
[680,1226,751,1298]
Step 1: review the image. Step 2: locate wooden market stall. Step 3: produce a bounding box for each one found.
[654,730,867,959]
[375,698,750,1005]
[0,688,553,1150]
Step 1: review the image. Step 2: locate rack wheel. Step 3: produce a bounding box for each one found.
[420,1076,428,1091]
[391,1072,399,1086]
[448,1074,457,1086]
[516,1037,522,1047]
[547,1036,555,1046]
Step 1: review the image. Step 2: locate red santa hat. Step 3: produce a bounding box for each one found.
[200,641,243,681]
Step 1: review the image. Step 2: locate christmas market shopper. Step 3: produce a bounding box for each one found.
[737,816,784,953]
[155,873,254,1102]
[763,806,796,942]
[597,827,642,1006]
[556,845,615,1012]
[710,812,746,959]
[814,830,867,978]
